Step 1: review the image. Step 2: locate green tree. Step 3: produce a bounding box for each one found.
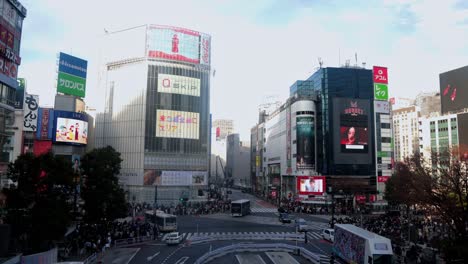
[80,146,127,222]
[5,153,74,253]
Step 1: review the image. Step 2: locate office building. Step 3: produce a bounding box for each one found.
[226,134,250,188]
[392,106,420,162]
[95,25,211,205]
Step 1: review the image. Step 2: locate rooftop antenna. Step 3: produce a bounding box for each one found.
[318,57,323,68]
[362,62,366,68]
[339,48,341,66]
[355,52,358,67]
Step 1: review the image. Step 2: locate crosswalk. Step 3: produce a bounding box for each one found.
[163,231,325,242]
[250,207,278,213]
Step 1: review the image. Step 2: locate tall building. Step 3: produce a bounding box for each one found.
[213,119,234,141]
[440,65,468,115]
[226,134,250,188]
[0,1,27,176]
[392,106,420,162]
[95,25,211,205]
[419,113,458,163]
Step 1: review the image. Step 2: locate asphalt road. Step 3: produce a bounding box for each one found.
[101,190,334,264]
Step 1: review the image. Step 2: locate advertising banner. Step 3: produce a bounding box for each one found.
[200,33,211,65]
[374,101,390,114]
[15,77,25,109]
[57,52,87,97]
[53,110,89,145]
[23,94,39,132]
[440,66,468,114]
[296,176,325,195]
[157,73,200,97]
[378,176,390,183]
[374,83,389,101]
[337,99,370,153]
[286,106,292,174]
[143,170,207,186]
[147,26,200,64]
[156,109,199,139]
[373,66,388,84]
[296,115,315,170]
[36,108,53,140]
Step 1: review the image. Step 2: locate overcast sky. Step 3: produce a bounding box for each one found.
[18,0,468,140]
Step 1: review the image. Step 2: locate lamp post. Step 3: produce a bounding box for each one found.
[329,187,335,228]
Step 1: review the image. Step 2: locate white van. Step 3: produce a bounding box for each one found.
[321,228,335,242]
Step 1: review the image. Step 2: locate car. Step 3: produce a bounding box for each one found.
[321,228,335,242]
[279,213,292,223]
[165,232,183,245]
[295,218,308,232]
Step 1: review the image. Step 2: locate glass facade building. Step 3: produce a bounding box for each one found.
[96,25,211,204]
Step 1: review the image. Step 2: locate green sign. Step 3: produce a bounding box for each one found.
[57,72,86,97]
[374,83,388,101]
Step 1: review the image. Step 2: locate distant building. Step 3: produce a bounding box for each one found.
[213,119,234,141]
[226,134,250,188]
[419,113,458,162]
[392,106,420,162]
[415,92,441,118]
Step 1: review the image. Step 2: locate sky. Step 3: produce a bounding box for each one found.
[17,0,468,141]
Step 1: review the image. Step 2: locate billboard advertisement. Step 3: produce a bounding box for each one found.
[333,98,372,165]
[374,83,388,101]
[158,73,200,97]
[156,109,199,139]
[15,77,25,109]
[200,33,211,65]
[440,65,468,114]
[23,94,39,132]
[147,26,200,64]
[373,66,388,84]
[296,115,315,170]
[457,112,468,160]
[297,176,325,195]
[57,52,88,97]
[53,111,88,145]
[143,170,207,186]
[36,108,54,140]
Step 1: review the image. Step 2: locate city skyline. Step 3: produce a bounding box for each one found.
[18,0,468,140]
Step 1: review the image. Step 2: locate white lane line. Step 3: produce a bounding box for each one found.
[125,248,141,264]
[266,252,300,264]
[235,254,266,264]
[146,252,160,262]
[174,256,189,264]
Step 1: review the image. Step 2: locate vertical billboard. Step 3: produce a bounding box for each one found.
[157,73,200,96]
[296,176,325,195]
[57,52,88,97]
[23,94,39,132]
[156,109,199,139]
[200,33,211,65]
[457,112,468,160]
[333,98,372,164]
[53,110,89,145]
[296,115,315,170]
[36,108,54,140]
[286,106,292,174]
[373,66,389,101]
[440,65,468,114]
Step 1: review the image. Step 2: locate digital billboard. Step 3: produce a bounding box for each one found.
[147,26,200,64]
[57,52,88,97]
[156,109,199,139]
[143,170,207,186]
[333,98,372,165]
[297,176,325,195]
[440,65,468,114]
[158,73,200,97]
[296,115,315,170]
[53,111,89,145]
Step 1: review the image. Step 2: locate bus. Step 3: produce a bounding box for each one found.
[231,199,250,217]
[333,224,393,264]
[145,210,177,232]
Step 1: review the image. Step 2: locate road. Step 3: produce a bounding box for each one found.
[100,189,335,264]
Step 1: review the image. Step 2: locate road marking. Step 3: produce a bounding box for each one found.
[147,243,166,246]
[146,252,160,262]
[265,252,300,264]
[174,256,189,264]
[160,246,184,264]
[125,248,141,264]
[235,254,266,264]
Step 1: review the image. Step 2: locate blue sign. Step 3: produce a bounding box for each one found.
[58,52,88,79]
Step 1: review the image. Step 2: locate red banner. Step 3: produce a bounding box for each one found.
[373,66,388,84]
[378,176,390,183]
[33,140,52,157]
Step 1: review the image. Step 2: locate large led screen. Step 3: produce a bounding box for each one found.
[297,176,325,195]
[147,26,200,64]
[156,110,199,139]
[55,117,88,145]
[296,115,315,170]
[340,126,368,150]
[440,66,468,114]
[158,73,200,97]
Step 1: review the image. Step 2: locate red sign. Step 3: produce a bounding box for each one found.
[373,66,388,84]
[389,97,395,105]
[378,176,390,183]
[216,127,220,138]
[297,176,326,195]
[33,140,52,156]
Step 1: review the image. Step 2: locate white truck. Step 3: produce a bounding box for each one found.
[333,224,393,264]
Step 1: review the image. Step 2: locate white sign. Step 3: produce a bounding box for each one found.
[23,94,39,132]
[161,171,207,186]
[158,74,200,97]
[156,110,199,139]
[374,101,390,113]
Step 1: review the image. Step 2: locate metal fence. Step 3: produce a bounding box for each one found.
[114,235,153,248]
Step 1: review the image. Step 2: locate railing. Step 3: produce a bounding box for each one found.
[83,252,97,264]
[188,232,305,245]
[193,243,321,264]
[114,235,153,247]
